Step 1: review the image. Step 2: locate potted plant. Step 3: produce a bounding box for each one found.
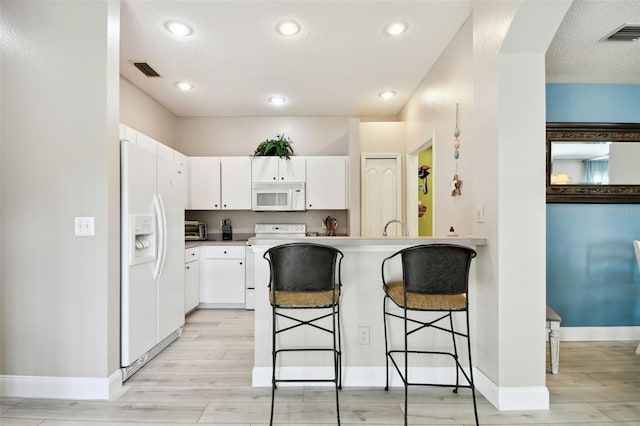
[253,133,294,159]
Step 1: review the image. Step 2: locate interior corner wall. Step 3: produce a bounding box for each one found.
[1,0,120,398]
[120,75,178,149]
[398,15,473,237]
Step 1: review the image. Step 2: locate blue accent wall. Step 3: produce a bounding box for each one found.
[546,83,640,123]
[546,83,640,327]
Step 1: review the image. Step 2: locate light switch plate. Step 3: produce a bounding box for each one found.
[475,204,485,223]
[75,217,95,236]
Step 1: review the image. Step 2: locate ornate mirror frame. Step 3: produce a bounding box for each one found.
[546,122,640,203]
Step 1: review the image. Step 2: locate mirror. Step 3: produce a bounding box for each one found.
[547,123,640,203]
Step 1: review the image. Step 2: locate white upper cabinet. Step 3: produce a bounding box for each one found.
[220,157,252,209]
[189,156,252,210]
[174,150,189,210]
[189,157,221,209]
[251,157,306,182]
[305,156,349,210]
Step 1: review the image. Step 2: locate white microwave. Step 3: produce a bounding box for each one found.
[252,182,306,211]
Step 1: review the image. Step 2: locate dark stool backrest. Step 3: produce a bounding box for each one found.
[401,244,476,295]
[264,243,342,292]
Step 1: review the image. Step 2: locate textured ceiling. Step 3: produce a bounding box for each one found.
[120,1,640,118]
[120,0,472,117]
[546,0,640,84]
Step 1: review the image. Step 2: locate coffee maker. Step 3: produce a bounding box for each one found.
[221,218,233,240]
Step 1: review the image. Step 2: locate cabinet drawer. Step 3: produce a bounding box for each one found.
[203,245,245,259]
[185,247,200,263]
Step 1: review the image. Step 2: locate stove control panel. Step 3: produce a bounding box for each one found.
[255,223,307,235]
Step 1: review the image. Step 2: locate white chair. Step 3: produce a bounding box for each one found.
[634,241,640,355]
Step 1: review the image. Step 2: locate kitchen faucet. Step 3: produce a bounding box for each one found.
[383,219,409,237]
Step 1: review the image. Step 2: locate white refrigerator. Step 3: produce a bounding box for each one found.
[120,133,186,380]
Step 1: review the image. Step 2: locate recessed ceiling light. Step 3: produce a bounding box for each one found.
[384,21,408,36]
[175,81,193,91]
[378,91,396,100]
[268,96,287,105]
[276,20,301,36]
[165,20,193,37]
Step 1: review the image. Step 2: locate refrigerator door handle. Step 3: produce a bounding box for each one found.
[153,194,167,280]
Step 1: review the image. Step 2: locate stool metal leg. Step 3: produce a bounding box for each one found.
[383,296,390,391]
[449,312,460,393]
[465,309,479,426]
[403,305,408,426]
[270,306,277,426]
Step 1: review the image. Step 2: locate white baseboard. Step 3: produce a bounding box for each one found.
[560,326,640,341]
[474,370,549,410]
[253,366,550,411]
[0,370,122,400]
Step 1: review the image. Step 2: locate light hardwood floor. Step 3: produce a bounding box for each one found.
[2,309,640,425]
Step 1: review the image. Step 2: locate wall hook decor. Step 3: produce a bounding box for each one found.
[451,103,462,197]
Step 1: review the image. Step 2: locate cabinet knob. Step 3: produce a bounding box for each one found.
[239,261,243,265]
[280,177,284,180]
[186,266,190,270]
[272,177,276,180]
[223,204,227,208]
[223,250,227,254]
[308,204,312,208]
[214,204,218,207]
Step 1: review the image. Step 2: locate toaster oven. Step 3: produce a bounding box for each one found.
[185,221,207,240]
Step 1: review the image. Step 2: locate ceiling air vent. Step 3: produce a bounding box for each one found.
[133,62,161,77]
[603,24,640,42]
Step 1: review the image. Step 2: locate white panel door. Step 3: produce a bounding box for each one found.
[221,156,252,209]
[157,145,186,341]
[361,156,401,237]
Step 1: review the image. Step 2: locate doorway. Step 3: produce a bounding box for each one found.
[406,132,435,236]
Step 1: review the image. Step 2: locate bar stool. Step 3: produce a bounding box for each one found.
[382,244,478,426]
[263,242,344,425]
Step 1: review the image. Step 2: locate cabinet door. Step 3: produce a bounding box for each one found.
[306,157,348,209]
[221,157,252,209]
[174,150,189,210]
[184,259,200,313]
[200,258,245,304]
[189,157,221,209]
[279,157,306,182]
[251,157,279,182]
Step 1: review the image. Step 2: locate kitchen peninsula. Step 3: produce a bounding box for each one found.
[246,235,487,388]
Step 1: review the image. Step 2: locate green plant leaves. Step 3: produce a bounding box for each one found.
[253,133,294,159]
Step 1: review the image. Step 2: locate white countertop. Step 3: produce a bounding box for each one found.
[247,235,487,246]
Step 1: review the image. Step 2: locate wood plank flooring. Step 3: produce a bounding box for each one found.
[2,309,640,425]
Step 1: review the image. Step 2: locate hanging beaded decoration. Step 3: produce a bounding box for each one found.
[451,103,462,196]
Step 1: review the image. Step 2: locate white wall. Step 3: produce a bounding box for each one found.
[471,0,572,409]
[176,117,352,156]
[1,0,121,398]
[120,75,178,149]
[399,16,473,237]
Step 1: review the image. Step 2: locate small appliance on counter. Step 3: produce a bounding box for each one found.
[222,218,233,240]
[185,220,207,241]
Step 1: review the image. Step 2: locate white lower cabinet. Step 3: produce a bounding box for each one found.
[184,247,200,313]
[200,245,246,308]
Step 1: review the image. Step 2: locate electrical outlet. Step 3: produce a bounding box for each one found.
[357,326,370,345]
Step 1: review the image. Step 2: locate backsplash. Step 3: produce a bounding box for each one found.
[185,210,349,236]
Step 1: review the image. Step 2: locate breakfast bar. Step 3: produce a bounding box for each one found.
[246,236,487,388]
